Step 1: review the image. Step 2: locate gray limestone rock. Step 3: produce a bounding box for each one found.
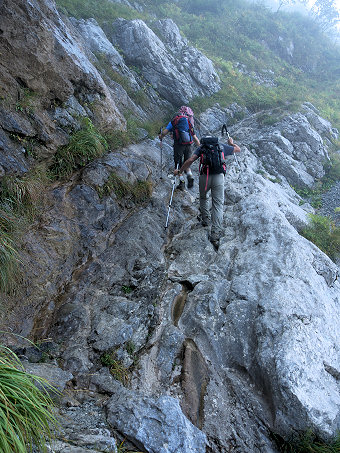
[106,382,208,453]
[1,1,340,449]
[53,399,118,452]
[233,105,332,187]
[23,362,73,394]
[109,18,220,105]
[70,17,140,92]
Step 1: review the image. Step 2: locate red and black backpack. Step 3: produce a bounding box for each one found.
[171,115,194,145]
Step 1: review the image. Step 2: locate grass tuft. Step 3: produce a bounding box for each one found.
[49,118,108,180]
[100,351,129,386]
[0,170,46,219]
[301,214,340,261]
[98,173,153,204]
[0,345,59,452]
[0,209,20,293]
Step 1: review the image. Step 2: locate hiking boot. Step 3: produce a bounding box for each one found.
[187,176,194,188]
[177,180,185,191]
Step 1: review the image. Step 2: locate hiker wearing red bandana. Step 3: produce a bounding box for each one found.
[159,106,200,190]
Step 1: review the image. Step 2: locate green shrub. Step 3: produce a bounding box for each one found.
[49,118,108,179]
[0,346,58,452]
[301,214,340,261]
[294,186,323,209]
[105,115,163,149]
[122,285,133,294]
[274,429,340,452]
[55,0,143,23]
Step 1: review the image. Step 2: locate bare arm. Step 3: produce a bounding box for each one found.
[159,128,169,140]
[228,137,241,153]
[174,153,199,175]
[193,134,200,146]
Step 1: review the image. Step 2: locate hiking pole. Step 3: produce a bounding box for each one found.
[159,127,163,179]
[165,164,179,229]
[225,127,241,169]
[234,151,240,168]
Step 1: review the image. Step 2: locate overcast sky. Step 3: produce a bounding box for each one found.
[263,0,340,14]
[260,0,340,31]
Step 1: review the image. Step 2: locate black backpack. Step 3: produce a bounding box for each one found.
[199,136,226,176]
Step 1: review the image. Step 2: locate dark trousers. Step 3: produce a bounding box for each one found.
[173,143,193,168]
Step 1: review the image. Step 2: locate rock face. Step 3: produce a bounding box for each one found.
[0,1,340,452]
[106,381,208,453]
[4,103,339,453]
[109,18,221,105]
[234,104,332,188]
[0,0,126,172]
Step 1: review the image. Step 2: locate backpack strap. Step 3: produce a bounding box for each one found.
[221,148,226,174]
[205,166,209,192]
[199,146,209,191]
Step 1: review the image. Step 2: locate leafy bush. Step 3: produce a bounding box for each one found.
[274,429,340,452]
[294,186,323,209]
[0,346,58,452]
[49,118,108,179]
[301,214,340,261]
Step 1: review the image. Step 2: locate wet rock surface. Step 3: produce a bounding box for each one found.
[0,1,339,451]
[1,103,339,452]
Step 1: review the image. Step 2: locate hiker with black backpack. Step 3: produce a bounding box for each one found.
[159,106,200,190]
[174,134,241,249]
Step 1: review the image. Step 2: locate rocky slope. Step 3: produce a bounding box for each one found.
[0,1,340,452]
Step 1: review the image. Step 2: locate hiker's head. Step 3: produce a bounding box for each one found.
[178,105,194,117]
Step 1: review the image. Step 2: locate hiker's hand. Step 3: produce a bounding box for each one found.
[228,137,234,145]
[174,169,181,176]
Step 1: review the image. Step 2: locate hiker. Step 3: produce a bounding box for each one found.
[174,135,241,249]
[159,106,200,190]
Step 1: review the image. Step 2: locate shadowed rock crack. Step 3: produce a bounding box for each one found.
[171,280,194,326]
[180,339,210,429]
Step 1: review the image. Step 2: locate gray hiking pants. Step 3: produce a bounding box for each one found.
[199,173,224,241]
